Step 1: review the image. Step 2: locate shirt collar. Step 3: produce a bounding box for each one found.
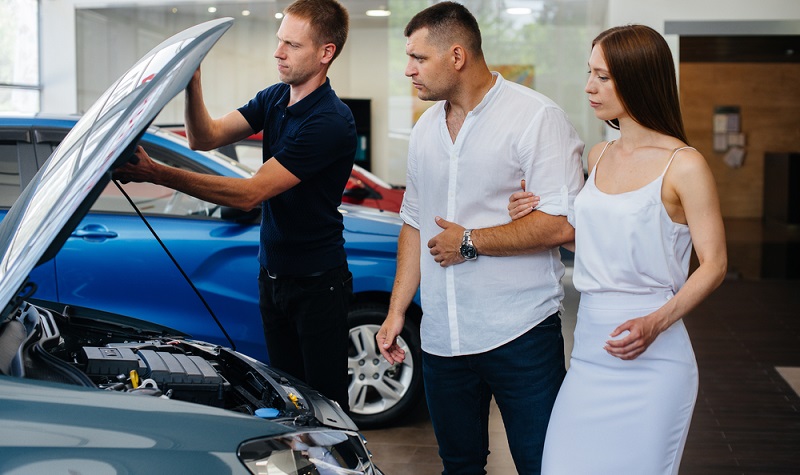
[279,78,332,116]
[471,72,502,115]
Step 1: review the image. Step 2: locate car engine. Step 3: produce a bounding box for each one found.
[1,301,356,432]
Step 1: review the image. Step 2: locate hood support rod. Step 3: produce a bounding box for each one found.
[112,179,237,351]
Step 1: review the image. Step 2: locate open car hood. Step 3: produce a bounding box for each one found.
[0,18,233,318]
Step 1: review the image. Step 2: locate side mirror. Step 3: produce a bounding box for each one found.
[342,179,371,203]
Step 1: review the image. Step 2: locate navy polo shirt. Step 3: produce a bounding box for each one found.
[238,79,356,275]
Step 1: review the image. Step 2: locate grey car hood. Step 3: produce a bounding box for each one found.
[0,18,233,318]
[0,375,291,471]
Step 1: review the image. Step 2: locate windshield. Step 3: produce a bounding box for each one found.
[353,164,393,189]
[154,127,255,176]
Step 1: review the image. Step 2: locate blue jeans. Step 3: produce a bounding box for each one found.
[258,264,353,410]
[423,312,566,475]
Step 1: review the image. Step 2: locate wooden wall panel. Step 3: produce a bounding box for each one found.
[680,36,800,63]
[680,62,800,218]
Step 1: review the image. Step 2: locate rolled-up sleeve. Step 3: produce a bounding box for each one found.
[399,132,421,230]
[520,106,585,223]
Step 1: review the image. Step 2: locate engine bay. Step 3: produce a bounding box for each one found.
[0,301,355,431]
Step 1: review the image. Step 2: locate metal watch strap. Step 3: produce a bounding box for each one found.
[460,229,477,260]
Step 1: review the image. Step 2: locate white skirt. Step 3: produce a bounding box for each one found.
[542,292,698,475]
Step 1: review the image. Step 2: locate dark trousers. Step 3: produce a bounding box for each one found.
[422,312,566,475]
[258,263,353,410]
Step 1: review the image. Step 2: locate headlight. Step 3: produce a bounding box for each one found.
[238,429,382,475]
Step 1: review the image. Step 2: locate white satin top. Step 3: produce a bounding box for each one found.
[572,141,694,296]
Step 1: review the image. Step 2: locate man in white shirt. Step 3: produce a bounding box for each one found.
[376,3,584,474]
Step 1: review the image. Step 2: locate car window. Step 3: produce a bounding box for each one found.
[0,143,22,208]
[233,143,262,171]
[36,133,221,218]
[92,144,221,218]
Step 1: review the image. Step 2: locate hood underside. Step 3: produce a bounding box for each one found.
[0,18,233,319]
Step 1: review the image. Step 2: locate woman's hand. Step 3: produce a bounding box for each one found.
[604,313,670,360]
[508,179,540,220]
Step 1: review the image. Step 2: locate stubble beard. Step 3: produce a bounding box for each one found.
[416,85,441,103]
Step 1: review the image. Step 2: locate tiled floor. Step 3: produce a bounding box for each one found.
[681,279,800,474]
[362,219,800,474]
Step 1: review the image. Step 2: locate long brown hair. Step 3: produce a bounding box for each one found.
[593,25,688,143]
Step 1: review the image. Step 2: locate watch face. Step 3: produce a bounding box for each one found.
[460,244,477,260]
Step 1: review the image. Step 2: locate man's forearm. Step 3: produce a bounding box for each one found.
[388,224,422,318]
[471,211,574,257]
[151,163,258,210]
[184,75,218,151]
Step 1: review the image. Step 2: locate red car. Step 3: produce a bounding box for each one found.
[165,128,404,213]
[343,164,405,213]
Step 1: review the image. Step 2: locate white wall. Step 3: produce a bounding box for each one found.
[608,0,800,28]
[40,0,77,113]
[42,0,390,177]
[337,27,390,180]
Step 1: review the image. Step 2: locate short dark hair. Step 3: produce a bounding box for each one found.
[404,1,483,58]
[285,0,349,62]
[593,25,687,143]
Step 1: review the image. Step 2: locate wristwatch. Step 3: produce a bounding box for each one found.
[460,229,478,261]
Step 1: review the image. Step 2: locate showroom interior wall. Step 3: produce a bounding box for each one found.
[65,0,609,184]
[67,3,393,179]
[1,1,38,111]
[41,0,800,188]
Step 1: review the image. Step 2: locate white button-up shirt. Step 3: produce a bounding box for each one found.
[400,73,585,356]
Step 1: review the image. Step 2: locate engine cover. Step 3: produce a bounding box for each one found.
[82,346,228,406]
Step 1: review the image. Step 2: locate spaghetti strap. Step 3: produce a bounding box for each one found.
[596,140,615,167]
[661,146,696,176]
[588,141,615,182]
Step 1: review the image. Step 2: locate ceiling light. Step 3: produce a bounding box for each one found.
[275,12,284,19]
[506,7,532,15]
[208,7,217,13]
[366,9,391,17]
[242,10,251,16]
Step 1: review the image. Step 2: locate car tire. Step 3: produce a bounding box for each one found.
[346,302,423,429]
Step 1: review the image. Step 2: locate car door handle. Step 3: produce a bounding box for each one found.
[71,224,119,241]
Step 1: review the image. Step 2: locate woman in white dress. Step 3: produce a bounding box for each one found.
[509,25,727,474]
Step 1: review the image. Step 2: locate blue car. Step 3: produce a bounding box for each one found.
[0,112,422,428]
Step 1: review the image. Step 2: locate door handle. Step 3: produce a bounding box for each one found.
[70,224,118,241]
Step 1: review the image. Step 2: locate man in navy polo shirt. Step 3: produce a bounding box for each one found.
[114,0,356,409]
